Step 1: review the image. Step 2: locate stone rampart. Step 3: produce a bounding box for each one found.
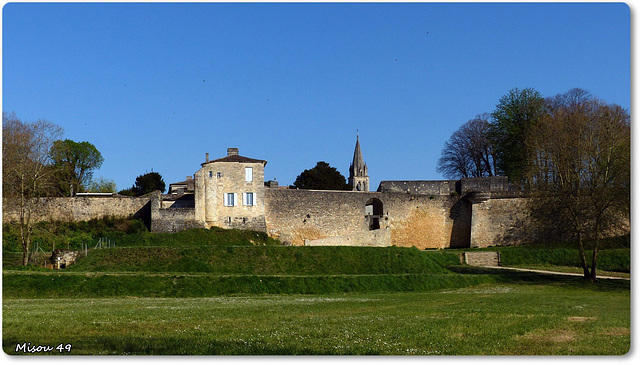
[382,193,471,249]
[469,197,529,247]
[377,180,457,195]
[151,208,203,233]
[264,189,371,246]
[263,189,473,249]
[149,192,203,233]
[459,176,511,194]
[2,195,152,225]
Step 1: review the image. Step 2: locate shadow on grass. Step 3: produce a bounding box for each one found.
[4,334,343,356]
[447,266,630,292]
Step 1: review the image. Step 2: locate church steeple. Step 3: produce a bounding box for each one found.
[349,134,369,191]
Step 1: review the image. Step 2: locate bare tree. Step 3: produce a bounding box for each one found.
[3,113,63,265]
[437,114,497,179]
[526,92,630,281]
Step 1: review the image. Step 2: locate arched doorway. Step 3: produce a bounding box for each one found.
[365,198,383,230]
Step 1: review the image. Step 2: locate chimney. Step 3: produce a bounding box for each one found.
[205,153,209,162]
[227,148,239,156]
[186,176,193,181]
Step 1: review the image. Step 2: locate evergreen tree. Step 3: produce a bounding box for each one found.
[292,161,350,190]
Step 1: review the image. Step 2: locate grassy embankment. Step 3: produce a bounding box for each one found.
[3,218,487,297]
[2,219,631,355]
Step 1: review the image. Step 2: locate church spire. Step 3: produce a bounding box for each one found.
[349,134,369,191]
[351,134,366,175]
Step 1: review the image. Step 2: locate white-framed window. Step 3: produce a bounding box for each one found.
[216,172,222,179]
[243,192,255,206]
[209,171,213,179]
[224,193,237,207]
[245,167,253,182]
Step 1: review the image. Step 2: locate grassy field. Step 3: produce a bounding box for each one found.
[2,224,631,356]
[3,279,630,355]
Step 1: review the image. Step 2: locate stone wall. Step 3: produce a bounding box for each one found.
[2,195,152,225]
[150,192,203,233]
[469,197,529,247]
[382,193,471,249]
[305,228,391,247]
[151,208,203,233]
[4,178,568,250]
[263,189,472,249]
[377,180,457,195]
[463,251,500,266]
[264,189,370,246]
[459,176,511,194]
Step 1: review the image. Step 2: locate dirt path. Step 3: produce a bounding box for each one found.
[486,266,630,280]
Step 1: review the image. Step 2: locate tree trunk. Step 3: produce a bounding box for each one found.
[589,227,601,282]
[20,222,29,266]
[577,232,591,280]
[590,245,599,282]
[19,179,30,266]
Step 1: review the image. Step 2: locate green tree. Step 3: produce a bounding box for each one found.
[50,139,104,196]
[2,112,63,265]
[488,87,546,185]
[526,89,630,281]
[292,161,350,190]
[117,187,137,196]
[86,177,117,193]
[119,172,165,196]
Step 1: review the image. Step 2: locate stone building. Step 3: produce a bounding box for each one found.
[193,148,268,232]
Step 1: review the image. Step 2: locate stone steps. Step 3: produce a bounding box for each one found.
[463,251,500,267]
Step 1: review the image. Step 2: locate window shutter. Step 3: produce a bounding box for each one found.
[252,193,257,206]
[233,193,238,207]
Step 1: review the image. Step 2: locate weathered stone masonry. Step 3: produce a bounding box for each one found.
[2,195,152,226]
[263,188,473,249]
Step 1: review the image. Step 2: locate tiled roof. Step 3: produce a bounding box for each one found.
[204,154,267,166]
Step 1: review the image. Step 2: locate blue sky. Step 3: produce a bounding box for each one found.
[2,2,630,192]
